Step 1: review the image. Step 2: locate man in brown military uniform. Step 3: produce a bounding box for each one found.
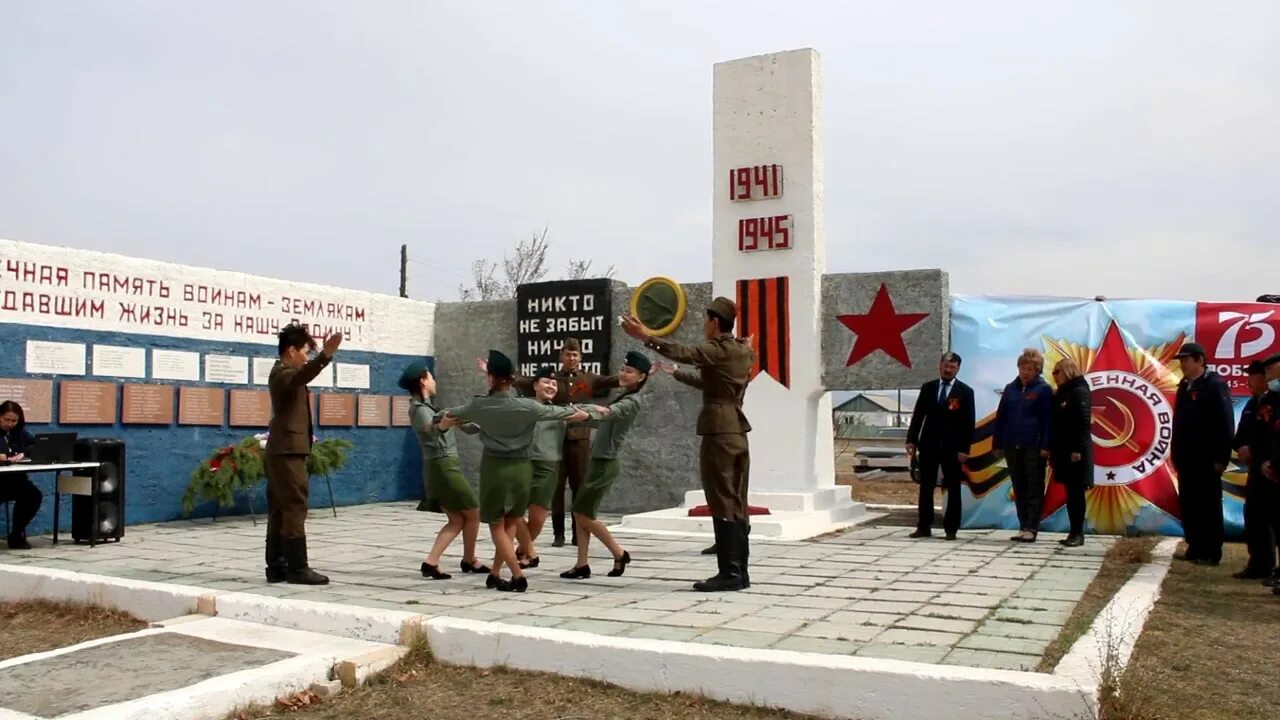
[513,338,618,547]
[265,324,342,585]
[622,297,755,592]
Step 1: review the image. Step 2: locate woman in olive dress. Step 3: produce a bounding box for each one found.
[401,360,490,580]
[440,350,587,592]
[560,351,652,580]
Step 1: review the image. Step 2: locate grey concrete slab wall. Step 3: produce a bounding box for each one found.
[430,282,709,514]
[821,270,950,391]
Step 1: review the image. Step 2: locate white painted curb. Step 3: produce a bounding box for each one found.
[426,617,1095,720]
[1054,537,1178,687]
[0,565,210,622]
[214,592,423,645]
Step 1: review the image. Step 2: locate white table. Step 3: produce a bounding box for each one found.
[0,461,102,546]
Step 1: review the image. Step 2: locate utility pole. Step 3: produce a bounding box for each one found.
[399,244,408,298]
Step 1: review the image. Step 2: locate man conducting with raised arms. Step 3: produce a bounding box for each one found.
[621,297,755,592]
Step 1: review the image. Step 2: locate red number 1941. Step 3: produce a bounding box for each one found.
[730,165,783,201]
[738,215,792,252]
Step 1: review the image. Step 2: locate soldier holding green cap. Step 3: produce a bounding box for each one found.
[440,350,589,592]
[560,350,652,580]
[621,296,756,592]
[398,359,490,581]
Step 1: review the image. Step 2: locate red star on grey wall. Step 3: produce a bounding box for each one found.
[837,283,929,368]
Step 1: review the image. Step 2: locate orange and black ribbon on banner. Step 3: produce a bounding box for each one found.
[736,276,790,388]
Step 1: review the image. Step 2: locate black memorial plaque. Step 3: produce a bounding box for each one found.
[516,279,613,377]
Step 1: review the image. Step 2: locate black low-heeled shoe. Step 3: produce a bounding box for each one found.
[607,551,631,577]
[486,573,510,590]
[461,559,491,574]
[560,565,591,579]
[421,562,452,580]
[519,556,540,569]
[501,576,528,593]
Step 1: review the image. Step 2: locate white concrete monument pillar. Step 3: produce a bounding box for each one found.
[619,48,866,540]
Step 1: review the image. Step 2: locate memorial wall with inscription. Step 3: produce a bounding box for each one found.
[0,238,436,534]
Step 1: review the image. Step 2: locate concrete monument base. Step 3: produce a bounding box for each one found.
[614,489,877,541]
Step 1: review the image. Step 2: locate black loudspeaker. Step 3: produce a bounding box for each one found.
[71,438,126,544]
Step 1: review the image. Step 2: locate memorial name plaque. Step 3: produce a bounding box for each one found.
[178,386,225,426]
[153,349,200,381]
[59,381,118,424]
[515,278,613,376]
[204,354,249,384]
[357,394,390,427]
[0,378,54,423]
[27,340,87,376]
[122,384,175,425]
[92,345,147,379]
[336,363,371,389]
[252,357,276,385]
[317,393,355,427]
[390,395,412,427]
[229,389,271,427]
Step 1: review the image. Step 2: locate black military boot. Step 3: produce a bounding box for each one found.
[264,532,286,583]
[284,537,330,585]
[701,542,718,555]
[740,520,751,588]
[552,511,566,547]
[693,519,745,592]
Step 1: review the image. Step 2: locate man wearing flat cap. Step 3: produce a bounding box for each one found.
[905,352,976,541]
[1230,360,1276,579]
[1171,342,1235,566]
[507,338,620,548]
[621,296,756,592]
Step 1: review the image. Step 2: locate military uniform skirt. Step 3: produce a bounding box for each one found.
[571,458,619,520]
[528,460,560,510]
[478,455,532,523]
[417,456,480,514]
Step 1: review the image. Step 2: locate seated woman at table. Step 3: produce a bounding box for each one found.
[0,400,42,550]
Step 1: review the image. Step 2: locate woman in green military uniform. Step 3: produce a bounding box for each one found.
[560,351,652,580]
[514,365,564,569]
[400,360,489,581]
[440,350,588,592]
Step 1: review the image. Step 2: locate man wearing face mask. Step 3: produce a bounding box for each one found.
[1171,342,1235,567]
[1231,360,1275,580]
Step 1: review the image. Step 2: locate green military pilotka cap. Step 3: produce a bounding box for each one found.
[624,350,652,374]
[397,359,429,393]
[487,350,514,379]
[708,297,736,322]
[534,364,556,380]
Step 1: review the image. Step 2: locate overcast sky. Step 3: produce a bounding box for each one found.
[2,1,1276,303]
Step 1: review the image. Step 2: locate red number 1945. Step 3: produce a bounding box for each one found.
[738,215,792,252]
[730,165,783,201]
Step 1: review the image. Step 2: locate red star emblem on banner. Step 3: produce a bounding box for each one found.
[1038,322,1185,529]
[837,284,929,368]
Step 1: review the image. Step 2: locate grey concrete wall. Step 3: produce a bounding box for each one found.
[821,270,950,391]
[430,282,709,514]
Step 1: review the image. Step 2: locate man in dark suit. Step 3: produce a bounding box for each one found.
[905,352,976,540]
[1171,342,1235,566]
[265,324,342,585]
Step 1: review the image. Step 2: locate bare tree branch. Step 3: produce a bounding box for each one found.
[456,226,616,301]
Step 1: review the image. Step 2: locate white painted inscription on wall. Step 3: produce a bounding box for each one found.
[152,349,200,381]
[0,238,436,355]
[307,363,335,388]
[205,355,249,385]
[335,363,371,390]
[92,345,146,378]
[25,340,86,376]
[252,357,276,385]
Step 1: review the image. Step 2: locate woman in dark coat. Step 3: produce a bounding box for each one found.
[1050,358,1093,547]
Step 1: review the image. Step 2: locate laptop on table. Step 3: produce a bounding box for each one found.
[25,432,78,464]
